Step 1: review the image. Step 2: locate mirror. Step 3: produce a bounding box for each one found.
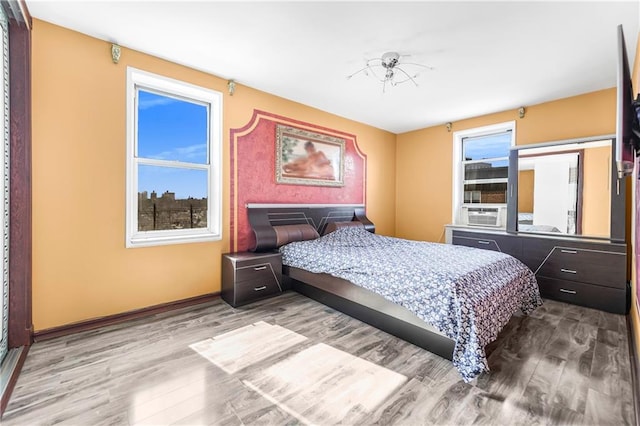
[514,139,612,238]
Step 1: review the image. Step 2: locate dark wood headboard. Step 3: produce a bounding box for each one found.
[246,203,375,252]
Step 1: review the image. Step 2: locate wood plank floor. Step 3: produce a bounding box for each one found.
[1,292,634,425]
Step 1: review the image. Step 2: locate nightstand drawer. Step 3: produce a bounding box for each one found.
[234,278,281,306]
[236,262,279,283]
[537,276,627,314]
[536,248,625,289]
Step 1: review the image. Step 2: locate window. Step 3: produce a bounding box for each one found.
[452,121,515,224]
[126,68,222,247]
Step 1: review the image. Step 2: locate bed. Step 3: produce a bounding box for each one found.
[518,212,562,233]
[247,204,542,382]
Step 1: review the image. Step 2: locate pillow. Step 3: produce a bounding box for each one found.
[322,221,364,235]
[273,224,320,247]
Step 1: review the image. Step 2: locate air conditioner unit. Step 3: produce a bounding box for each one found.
[460,206,506,228]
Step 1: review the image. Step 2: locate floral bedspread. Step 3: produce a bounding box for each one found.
[279,227,542,382]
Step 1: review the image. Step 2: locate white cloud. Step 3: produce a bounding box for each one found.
[138,96,178,110]
[150,143,207,162]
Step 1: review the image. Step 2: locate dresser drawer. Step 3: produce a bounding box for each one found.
[536,247,625,289]
[452,236,500,252]
[234,277,281,306]
[236,262,280,283]
[451,230,521,258]
[537,276,627,314]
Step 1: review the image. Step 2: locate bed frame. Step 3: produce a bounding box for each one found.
[246,203,455,360]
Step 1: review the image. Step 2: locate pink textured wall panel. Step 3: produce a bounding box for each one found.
[230,110,366,252]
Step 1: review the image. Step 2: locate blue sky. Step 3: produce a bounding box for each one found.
[463,131,512,161]
[137,90,209,199]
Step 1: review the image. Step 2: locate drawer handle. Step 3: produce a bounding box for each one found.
[254,286,267,291]
[559,288,577,294]
[560,268,577,274]
[253,266,268,271]
[478,241,491,245]
[560,250,577,254]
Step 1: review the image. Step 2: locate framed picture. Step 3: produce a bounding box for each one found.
[275,124,345,187]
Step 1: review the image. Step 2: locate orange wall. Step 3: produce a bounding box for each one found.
[517,170,534,213]
[582,145,611,237]
[31,19,396,331]
[396,89,617,242]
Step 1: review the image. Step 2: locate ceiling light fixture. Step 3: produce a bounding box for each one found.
[347,51,432,93]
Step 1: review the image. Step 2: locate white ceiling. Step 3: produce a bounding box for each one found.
[26,1,640,134]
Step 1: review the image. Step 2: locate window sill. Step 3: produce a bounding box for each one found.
[127,231,222,248]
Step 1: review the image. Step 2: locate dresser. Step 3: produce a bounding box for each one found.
[221,251,283,307]
[449,227,628,314]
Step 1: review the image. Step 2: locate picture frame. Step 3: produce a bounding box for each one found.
[275,124,345,187]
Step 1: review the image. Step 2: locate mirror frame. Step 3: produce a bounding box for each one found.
[507,134,626,242]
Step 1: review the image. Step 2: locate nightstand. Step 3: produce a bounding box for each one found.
[221,251,283,307]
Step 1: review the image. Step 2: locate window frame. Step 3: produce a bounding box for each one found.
[451,121,515,224]
[126,67,223,248]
